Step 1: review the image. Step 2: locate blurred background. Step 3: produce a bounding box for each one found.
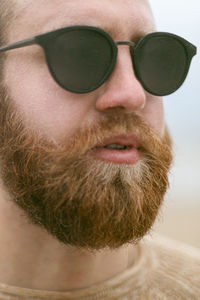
[148,0,200,248]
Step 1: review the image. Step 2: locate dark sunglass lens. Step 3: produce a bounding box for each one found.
[45,28,115,93]
[133,35,188,96]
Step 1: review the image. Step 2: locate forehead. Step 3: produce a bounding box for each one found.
[11,0,155,41]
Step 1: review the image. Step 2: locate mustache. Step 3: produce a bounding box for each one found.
[0,100,171,171]
[51,113,169,159]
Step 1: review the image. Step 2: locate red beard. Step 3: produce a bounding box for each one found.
[0,85,172,252]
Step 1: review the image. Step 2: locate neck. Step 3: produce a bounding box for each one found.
[0,189,138,292]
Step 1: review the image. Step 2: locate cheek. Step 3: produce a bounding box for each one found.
[3,51,92,141]
[142,95,165,137]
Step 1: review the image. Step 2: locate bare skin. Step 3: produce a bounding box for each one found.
[0,0,165,292]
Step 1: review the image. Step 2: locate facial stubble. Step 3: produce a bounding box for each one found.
[0,85,173,252]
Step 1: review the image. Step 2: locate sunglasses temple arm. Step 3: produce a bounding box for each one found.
[192,45,197,56]
[0,37,37,53]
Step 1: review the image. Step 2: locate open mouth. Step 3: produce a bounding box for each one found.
[91,135,140,164]
[104,144,130,150]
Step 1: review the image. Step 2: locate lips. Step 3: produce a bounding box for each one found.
[91,135,140,164]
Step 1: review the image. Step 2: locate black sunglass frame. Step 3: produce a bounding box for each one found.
[0,25,197,96]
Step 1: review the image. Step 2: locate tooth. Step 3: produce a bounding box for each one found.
[104,144,127,150]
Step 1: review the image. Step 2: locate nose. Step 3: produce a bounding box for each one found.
[95,46,146,113]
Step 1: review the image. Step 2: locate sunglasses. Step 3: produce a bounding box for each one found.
[0,25,197,96]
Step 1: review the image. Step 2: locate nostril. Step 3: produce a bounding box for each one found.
[106,106,125,111]
[95,84,146,112]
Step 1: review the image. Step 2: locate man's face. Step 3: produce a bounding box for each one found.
[0,0,172,252]
[4,0,165,141]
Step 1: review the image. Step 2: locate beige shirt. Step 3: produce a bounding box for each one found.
[0,234,199,300]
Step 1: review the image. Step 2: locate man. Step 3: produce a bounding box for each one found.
[0,0,199,299]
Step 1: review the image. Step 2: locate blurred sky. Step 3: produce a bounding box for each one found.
[149,0,200,204]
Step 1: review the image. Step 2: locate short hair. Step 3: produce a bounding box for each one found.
[0,2,15,46]
[0,1,16,77]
